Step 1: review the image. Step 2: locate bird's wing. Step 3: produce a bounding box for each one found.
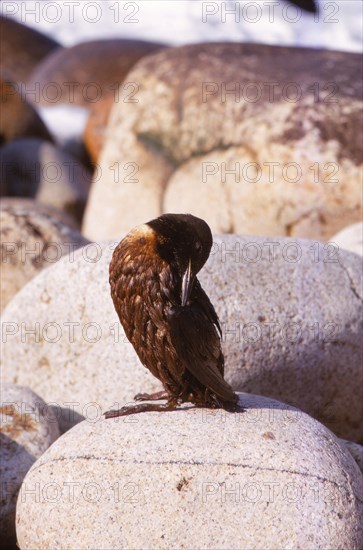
[192,279,222,336]
[168,303,237,404]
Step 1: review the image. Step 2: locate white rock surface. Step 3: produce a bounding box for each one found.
[15,393,363,550]
[0,384,59,547]
[82,43,362,241]
[339,439,363,474]
[1,235,362,442]
[331,222,363,256]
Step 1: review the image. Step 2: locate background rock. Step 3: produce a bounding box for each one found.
[82,43,362,241]
[0,76,53,145]
[0,201,89,312]
[331,221,363,256]
[0,15,60,83]
[0,198,80,230]
[28,39,165,107]
[0,383,59,548]
[0,138,91,222]
[15,393,363,550]
[339,439,363,474]
[83,95,114,163]
[1,235,362,441]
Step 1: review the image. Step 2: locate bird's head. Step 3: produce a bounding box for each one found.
[147,213,213,306]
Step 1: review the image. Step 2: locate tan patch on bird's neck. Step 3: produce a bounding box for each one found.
[133,224,155,238]
[128,223,158,253]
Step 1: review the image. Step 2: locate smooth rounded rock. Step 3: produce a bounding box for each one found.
[0,76,53,145]
[331,222,363,256]
[164,144,362,238]
[1,235,362,441]
[28,39,165,107]
[15,393,363,550]
[83,43,362,241]
[0,201,89,311]
[0,138,91,221]
[0,15,60,83]
[0,383,59,547]
[339,439,363,474]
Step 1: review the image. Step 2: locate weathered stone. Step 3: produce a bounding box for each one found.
[0,138,91,221]
[0,201,88,311]
[0,76,53,145]
[1,235,362,441]
[339,439,363,474]
[164,144,362,238]
[0,198,79,229]
[0,383,59,547]
[28,39,165,107]
[331,222,363,256]
[83,43,362,241]
[0,15,60,83]
[15,393,363,550]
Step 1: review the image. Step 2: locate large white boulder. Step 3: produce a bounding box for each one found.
[15,393,363,550]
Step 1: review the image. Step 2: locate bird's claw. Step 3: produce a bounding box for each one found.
[134,393,150,401]
[134,390,169,402]
[104,407,130,418]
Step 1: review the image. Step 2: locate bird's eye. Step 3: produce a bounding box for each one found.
[195,241,202,251]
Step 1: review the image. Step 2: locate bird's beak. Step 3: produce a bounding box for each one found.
[181,258,194,306]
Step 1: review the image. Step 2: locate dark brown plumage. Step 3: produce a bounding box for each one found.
[104,213,239,418]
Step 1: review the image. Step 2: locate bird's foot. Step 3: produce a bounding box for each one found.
[104,400,178,418]
[134,390,169,402]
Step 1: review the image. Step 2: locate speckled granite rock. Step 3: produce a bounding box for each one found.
[0,198,80,229]
[1,235,362,441]
[15,393,363,550]
[339,439,363,474]
[0,201,88,311]
[82,43,362,241]
[331,222,363,256]
[0,383,59,547]
[0,138,91,221]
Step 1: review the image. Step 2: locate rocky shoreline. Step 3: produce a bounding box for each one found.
[1,13,362,549]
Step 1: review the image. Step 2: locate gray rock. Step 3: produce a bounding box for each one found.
[1,234,362,442]
[331,222,363,257]
[0,200,89,311]
[339,439,363,474]
[0,383,59,547]
[82,43,362,241]
[15,393,363,550]
[0,197,80,230]
[0,138,91,222]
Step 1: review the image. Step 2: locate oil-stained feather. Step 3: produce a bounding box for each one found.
[168,304,237,403]
[193,279,222,336]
